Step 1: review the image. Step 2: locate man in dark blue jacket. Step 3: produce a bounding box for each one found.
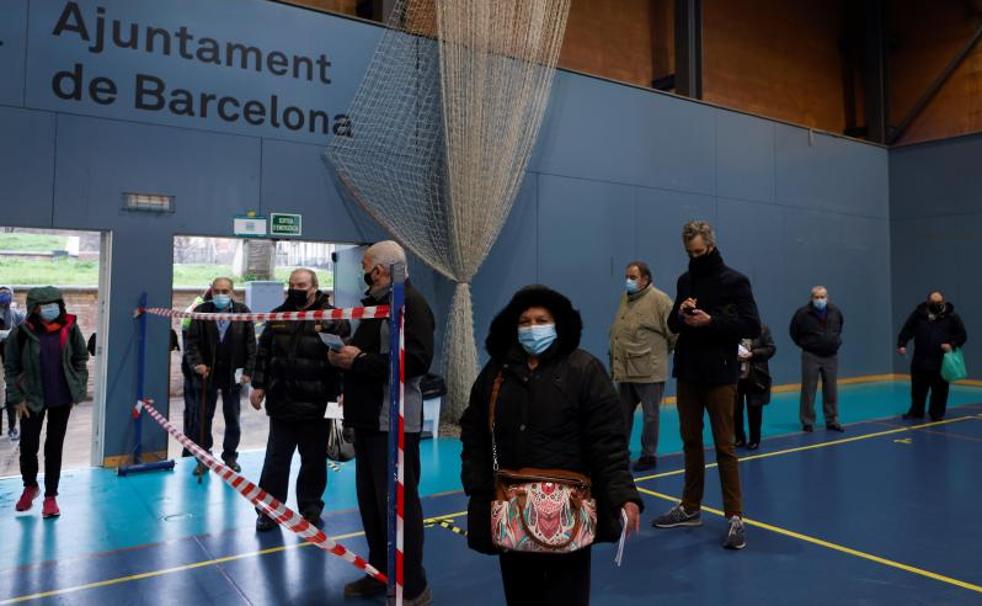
[790,286,845,432]
[652,221,760,551]
[897,291,967,421]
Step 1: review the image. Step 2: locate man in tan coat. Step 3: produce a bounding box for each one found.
[610,261,676,471]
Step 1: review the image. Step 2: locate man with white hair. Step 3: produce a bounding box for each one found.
[329,240,435,605]
[790,286,845,432]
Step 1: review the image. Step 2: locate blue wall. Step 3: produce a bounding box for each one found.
[890,133,982,377]
[0,0,892,462]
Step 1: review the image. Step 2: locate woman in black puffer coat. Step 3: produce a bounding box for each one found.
[460,285,642,606]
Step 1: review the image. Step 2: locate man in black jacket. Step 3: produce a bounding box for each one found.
[789,286,845,432]
[897,291,968,421]
[185,278,256,474]
[652,221,760,551]
[328,241,435,605]
[250,268,349,531]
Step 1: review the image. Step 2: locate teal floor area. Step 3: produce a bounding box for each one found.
[2,380,981,573]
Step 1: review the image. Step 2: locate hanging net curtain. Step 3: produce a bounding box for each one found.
[328,0,571,421]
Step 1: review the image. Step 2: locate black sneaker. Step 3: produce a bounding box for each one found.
[344,575,387,598]
[652,503,702,528]
[902,411,924,421]
[390,585,432,606]
[747,442,760,450]
[826,423,845,432]
[256,514,276,532]
[192,462,208,476]
[222,455,241,473]
[632,455,657,472]
[802,425,814,433]
[734,438,746,448]
[722,516,746,550]
[8,427,19,442]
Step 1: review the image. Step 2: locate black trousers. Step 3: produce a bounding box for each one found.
[734,391,763,445]
[499,548,592,605]
[353,429,427,599]
[20,405,72,497]
[258,416,328,515]
[910,369,950,420]
[185,380,242,460]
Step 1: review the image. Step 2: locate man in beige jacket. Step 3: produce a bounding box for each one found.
[610,261,677,471]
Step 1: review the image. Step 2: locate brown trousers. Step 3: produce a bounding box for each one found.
[677,381,743,518]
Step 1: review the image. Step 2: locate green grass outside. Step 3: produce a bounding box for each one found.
[0,233,68,252]
[0,259,334,288]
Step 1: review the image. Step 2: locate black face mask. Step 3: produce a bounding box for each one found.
[286,289,309,307]
[363,270,375,287]
[929,302,944,314]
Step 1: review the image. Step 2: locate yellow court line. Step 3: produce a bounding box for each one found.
[636,486,982,594]
[633,415,978,483]
[0,510,468,605]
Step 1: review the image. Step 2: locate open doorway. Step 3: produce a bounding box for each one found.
[167,236,362,459]
[0,227,108,475]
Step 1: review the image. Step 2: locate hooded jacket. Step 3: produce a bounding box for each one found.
[460,285,642,555]
[3,286,88,412]
[897,301,968,373]
[251,291,349,421]
[0,285,25,363]
[668,249,762,385]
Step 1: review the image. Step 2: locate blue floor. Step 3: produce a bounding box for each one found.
[2,380,982,604]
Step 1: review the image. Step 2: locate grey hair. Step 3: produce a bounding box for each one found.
[811,285,828,297]
[681,220,716,247]
[290,267,319,288]
[365,240,408,275]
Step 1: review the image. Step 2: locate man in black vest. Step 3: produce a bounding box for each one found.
[185,277,256,474]
[330,241,435,606]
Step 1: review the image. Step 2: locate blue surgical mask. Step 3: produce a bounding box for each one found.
[625,279,639,294]
[0,292,10,306]
[518,323,557,356]
[39,303,60,322]
[813,298,828,311]
[213,294,232,310]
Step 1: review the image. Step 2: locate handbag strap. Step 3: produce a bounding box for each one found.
[488,370,504,472]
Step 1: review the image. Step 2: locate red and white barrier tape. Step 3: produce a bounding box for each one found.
[134,399,386,584]
[138,305,390,322]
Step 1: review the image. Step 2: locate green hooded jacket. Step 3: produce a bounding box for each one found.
[3,286,89,412]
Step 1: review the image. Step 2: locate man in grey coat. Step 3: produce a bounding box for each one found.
[609,261,676,471]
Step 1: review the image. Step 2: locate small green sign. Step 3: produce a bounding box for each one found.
[270,212,302,236]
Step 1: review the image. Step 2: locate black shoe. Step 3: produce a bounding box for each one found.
[192,462,208,477]
[255,514,276,532]
[632,455,657,472]
[802,425,814,433]
[826,423,845,432]
[734,438,746,448]
[221,455,241,473]
[930,415,944,422]
[344,575,387,598]
[302,509,324,529]
[747,442,760,450]
[902,411,924,421]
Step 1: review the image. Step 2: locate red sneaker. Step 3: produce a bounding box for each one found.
[15,486,39,512]
[42,496,60,519]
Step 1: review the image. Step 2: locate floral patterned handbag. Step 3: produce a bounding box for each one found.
[487,371,597,553]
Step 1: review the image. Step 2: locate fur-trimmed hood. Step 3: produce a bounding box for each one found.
[485,285,583,361]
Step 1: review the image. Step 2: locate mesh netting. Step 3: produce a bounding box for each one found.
[328,0,570,420]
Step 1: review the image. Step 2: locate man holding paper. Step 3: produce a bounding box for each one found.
[250,268,349,531]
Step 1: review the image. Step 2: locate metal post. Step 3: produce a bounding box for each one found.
[674,0,703,99]
[386,263,406,605]
[134,291,148,465]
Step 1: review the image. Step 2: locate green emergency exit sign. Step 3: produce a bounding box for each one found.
[269,213,302,236]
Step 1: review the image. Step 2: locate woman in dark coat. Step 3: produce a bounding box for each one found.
[460,285,642,606]
[734,324,776,450]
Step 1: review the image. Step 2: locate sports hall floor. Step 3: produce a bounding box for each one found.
[3,380,982,605]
